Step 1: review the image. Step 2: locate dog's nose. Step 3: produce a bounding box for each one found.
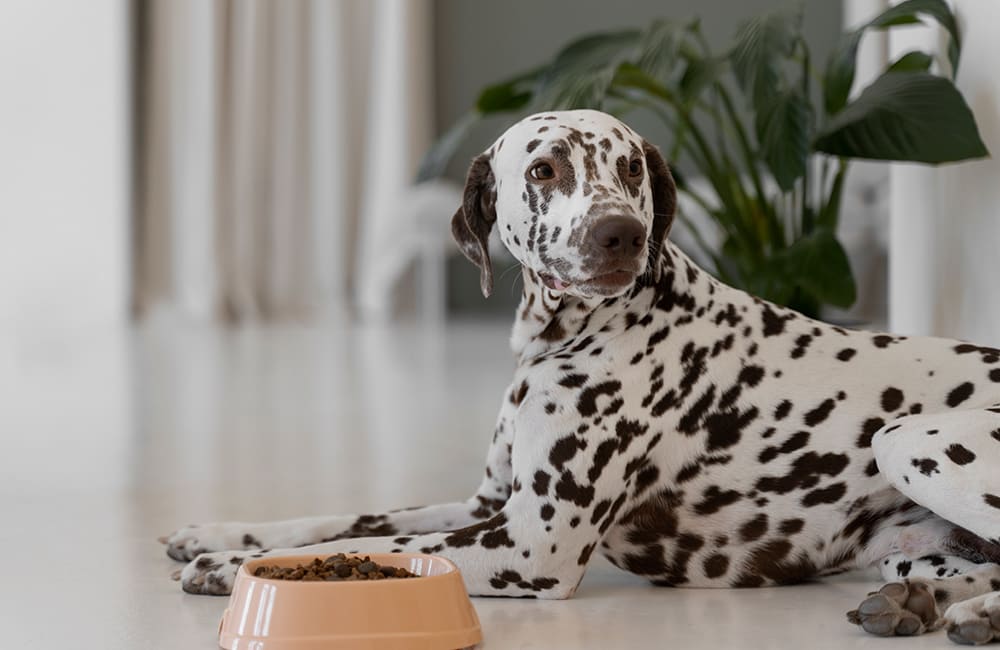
[590,217,646,258]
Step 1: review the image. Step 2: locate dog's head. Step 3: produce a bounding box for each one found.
[452,109,676,299]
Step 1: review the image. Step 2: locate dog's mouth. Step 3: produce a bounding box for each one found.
[539,268,638,294]
[585,269,636,289]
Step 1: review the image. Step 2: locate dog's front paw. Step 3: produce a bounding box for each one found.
[161,523,264,562]
[175,551,249,596]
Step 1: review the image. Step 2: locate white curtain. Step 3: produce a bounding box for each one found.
[885,0,1000,345]
[133,0,435,323]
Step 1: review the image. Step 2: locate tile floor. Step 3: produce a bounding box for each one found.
[0,321,953,648]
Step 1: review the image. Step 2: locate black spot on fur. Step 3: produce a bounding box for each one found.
[549,435,584,471]
[739,364,765,387]
[587,439,618,483]
[739,539,816,586]
[836,348,856,361]
[758,431,810,464]
[945,444,976,465]
[703,554,730,578]
[881,387,904,412]
[554,471,595,508]
[803,399,836,426]
[790,334,812,359]
[761,306,793,337]
[532,470,551,496]
[946,382,975,407]
[857,417,885,448]
[444,513,507,548]
[590,499,612,526]
[578,380,622,417]
[705,406,759,451]
[558,374,587,389]
[676,462,700,483]
[480,527,516,549]
[739,513,769,542]
[510,380,529,405]
[801,482,847,507]
[692,486,742,515]
[756,452,849,495]
[779,518,805,535]
[912,457,940,476]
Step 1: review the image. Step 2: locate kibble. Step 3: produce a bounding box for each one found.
[252,554,418,581]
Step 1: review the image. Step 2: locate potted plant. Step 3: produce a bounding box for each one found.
[419,0,989,319]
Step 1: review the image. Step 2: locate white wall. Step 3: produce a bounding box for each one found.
[888,0,1000,345]
[0,1,131,487]
[0,0,129,340]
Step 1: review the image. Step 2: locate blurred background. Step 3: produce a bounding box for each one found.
[0,1,997,646]
[3,0,999,333]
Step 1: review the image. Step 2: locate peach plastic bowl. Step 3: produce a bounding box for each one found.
[218,553,482,650]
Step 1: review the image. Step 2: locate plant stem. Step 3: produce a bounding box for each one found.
[799,36,813,236]
[818,157,848,231]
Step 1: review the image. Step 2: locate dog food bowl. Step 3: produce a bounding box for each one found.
[218,553,482,650]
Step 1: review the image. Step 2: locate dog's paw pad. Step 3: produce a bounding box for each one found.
[947,621,996,646]
[848,581,939,637]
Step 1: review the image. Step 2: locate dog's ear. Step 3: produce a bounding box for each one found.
[451,154,497,297]
[642,140,677,277]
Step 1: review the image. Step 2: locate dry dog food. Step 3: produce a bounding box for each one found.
[253,554,418,581]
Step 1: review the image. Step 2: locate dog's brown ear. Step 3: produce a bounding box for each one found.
[451,154,497,297]
[643,141,677,278]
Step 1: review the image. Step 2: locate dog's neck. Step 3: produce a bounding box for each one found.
[509,242,705,362]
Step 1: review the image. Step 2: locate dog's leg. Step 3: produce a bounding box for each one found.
[176,389,639,598]
[871,404,1000,545]
[163,500,502,562]
[163,395,517,561]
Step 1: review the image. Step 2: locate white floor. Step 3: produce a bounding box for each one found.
[0,321,953,648]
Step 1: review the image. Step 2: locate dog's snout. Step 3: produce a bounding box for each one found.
[590,216,646,258]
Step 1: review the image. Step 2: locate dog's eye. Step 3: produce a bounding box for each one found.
[529,162,555,181]
[628,159,643,177]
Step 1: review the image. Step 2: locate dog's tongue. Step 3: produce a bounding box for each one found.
[540,273,570,291]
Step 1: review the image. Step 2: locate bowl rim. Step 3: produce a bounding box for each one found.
[238,552,461,587]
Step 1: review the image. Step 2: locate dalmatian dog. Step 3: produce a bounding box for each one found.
[164,109,1000,645]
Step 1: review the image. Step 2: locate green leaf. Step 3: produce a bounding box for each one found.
[867,0,960,72]
[476,68,543,113]
[415,111,479,183]
[814,72,989,163]
[887,50,933,73]
[755,88,809,191]
[611,62,672,101]
[634,20,686,82]
[781,229,856,308]
[678,55,727,105]
[730,5,803,111]
[534,30,641,110]
[823,30,863,115]
[823,0,961,116]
